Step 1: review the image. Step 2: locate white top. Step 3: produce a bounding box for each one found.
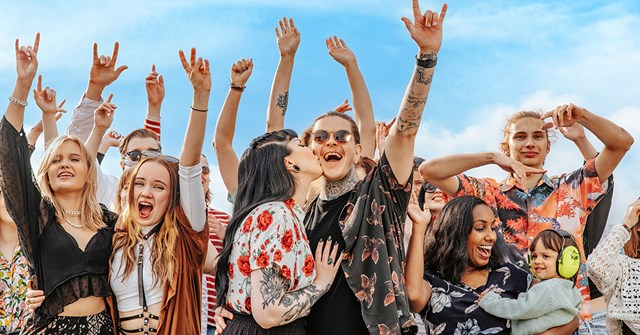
[67,95,119,210]
[586,225,640,335]
[110,163,206,312]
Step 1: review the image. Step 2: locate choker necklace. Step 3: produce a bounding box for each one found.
[64,217,84,228]
[65,209,81,217]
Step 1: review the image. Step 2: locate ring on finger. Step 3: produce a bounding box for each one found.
[327,257,333,265]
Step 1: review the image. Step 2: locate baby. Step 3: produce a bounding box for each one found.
[478,229,582,335]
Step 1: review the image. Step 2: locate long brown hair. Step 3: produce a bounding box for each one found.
[111,157,189,285]
[36,136,105,231]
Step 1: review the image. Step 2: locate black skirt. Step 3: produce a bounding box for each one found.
[22,309,114,335]
[221,313,305,335]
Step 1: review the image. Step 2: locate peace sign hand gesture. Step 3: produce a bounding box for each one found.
[179,48,211,92]
[401,0,447,54]
[15,33,40,83]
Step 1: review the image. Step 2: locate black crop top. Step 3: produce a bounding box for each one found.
[0,116,117,326]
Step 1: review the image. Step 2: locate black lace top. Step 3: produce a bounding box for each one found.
[0,116,116,326]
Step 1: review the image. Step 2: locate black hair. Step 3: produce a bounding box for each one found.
[216,129,298,307]
[423,195,505,284]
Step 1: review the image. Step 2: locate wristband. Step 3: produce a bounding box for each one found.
[8,96,28,107]
[230,83,246,92]
[191,106,208,113]
[416,56,437,68]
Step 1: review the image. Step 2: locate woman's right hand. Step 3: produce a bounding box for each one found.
[26,281,45,312]
[622,199,640,230]
[313,240,342,288]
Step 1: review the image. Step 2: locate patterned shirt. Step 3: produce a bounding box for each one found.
[204,208,229,326]
[422,263,530,335]
[225,200,315,314]
[455,158,608,320]
[0,244,30,333]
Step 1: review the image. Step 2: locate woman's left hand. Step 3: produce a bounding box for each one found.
[15,33,40,83]
[314,240,343,288]
[213,306,234,335]
[25,281,45,312]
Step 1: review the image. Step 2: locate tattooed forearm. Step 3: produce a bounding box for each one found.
[415,67,433,86]
[276,91,289,116]
[406,94,427,109]
[418,51,437,60]
[279,283,330,323]
[397,115,421,132]
[321,168,359,201]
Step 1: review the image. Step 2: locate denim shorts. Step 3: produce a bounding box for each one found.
[577,310,608,335]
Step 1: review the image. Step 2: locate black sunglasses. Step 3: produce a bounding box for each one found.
[202,165,210,175]
[123,150,178,167]
[312,130,352,144]
[424,183,438,194]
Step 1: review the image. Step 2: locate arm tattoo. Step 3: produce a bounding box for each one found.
[397,115,421,132]
[415,67,433,86]
[276,91,289,116]
[418,51,437,60]
[257,268,331,325]
[259,267,287,309]
[321,168,360,201]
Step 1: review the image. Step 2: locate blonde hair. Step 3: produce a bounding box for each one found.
[115,168,135,214]
[111,157,188,285]
[36,136,105,231]
[499,111,554,156]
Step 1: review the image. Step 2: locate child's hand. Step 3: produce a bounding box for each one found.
[477,290,488,301]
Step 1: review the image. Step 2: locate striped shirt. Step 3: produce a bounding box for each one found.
[204,208,230,326]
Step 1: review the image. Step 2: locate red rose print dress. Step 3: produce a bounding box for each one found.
[225,200,316,314]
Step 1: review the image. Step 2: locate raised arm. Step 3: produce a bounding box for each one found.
[420,152,546,196]
[97,130,122,164]
[85,94,117,159]
[32,75,64,149]
[27,110,63,155]
[326,36,376,158]
[144,64,164,139]
[5,34,39,131]
[251,241,341,329]
[404,195,432,313]
[543,103,633,183]
[178,47,211,166]
[213,59,253,197]
[266,17,300,132]
[68,42,127,141]
[556,123,598,160]
[386,0,446,185]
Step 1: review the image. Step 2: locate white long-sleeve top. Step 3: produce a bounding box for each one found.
[586,225,640,335]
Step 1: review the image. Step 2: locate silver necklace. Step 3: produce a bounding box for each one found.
[65,209,81,217]
[64,217,84,228]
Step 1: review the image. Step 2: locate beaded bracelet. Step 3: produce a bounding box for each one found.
[8,96,28,107]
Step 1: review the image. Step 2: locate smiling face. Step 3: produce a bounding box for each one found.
[132,160,172,227]
[530,240,561,280]
[466,204,497,268]
[423,187,446,213]
[506,117,550,169]
[46,140,89,195]
[310,116,362,181]
[286,139,323,180]
[121,136,161,170]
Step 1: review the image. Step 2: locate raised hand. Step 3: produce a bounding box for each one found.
[15,33,40,83]
[376,117,396,156]
[102,130,122,148]
[231,58,253,87]
[333,99,352,113]
[94,93,116,130]
[401,0,447,54]
[145,64,165,106]
[275,17,300,58]
[89,42,128,90]
[326,36,356,67]
[542,103,588,128]
[407,191,431,226]
[493,153,545,191]
[33,75,61,115]
[179,48,211,92]
[622,199,640,231]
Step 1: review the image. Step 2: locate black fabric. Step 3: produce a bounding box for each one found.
[305,153,415,335]
[96,152,105,165]
[222,313,305,335]
[22,309,113,335]
[584,174,614,300]
[305,192,369,335]
[0,117,117,327]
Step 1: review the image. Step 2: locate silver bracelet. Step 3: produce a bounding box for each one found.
[8,96,28,107]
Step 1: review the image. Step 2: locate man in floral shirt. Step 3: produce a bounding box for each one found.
[420,106,633,322]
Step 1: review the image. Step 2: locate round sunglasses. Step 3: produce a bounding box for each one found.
[312,129,352,144]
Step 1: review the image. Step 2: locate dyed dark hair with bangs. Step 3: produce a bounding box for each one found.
[423,195,505,284]
[216,129,298,307]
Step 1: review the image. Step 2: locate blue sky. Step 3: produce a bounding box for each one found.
[1,0,639,225]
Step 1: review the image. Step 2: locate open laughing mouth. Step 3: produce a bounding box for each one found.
[138,201,153,219]
[477,245,492,258]
[323,152,343,163]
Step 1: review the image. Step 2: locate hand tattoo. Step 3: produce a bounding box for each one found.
[277,91,289,116]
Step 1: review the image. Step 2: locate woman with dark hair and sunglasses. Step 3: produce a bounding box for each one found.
[587,199,640,334]
[215,129,342,334]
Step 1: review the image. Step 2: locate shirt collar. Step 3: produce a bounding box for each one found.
[500,173,553,192]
